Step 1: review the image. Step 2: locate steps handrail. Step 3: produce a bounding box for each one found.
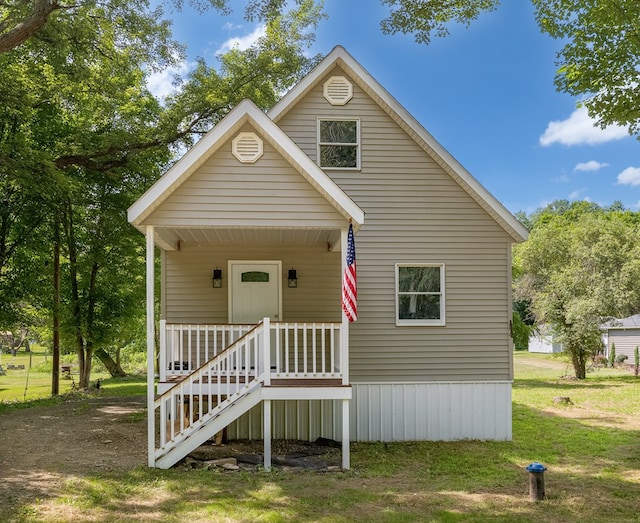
[155,321,264,401]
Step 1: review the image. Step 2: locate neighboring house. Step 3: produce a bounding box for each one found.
[128,46,528,469]
[528,325,563,354]
[603,314,640,362]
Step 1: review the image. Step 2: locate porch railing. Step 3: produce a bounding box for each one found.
[159,319,346,382]
[156,322,265,452]
[154,318,348,461]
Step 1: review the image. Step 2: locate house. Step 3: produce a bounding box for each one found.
[128,46,528,469]
[528,325,563,354]
[602,314,640,363]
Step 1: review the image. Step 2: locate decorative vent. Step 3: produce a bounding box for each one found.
[232,132,263,163]
[323,76,353,106]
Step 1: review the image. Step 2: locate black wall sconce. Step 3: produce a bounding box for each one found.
[288,268,298,288]
[212,268,222,288]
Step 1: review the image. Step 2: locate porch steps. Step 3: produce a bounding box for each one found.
[155,380,263,469]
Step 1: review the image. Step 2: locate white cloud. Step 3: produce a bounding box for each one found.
[616,167,640,186]
[539,106,628,146]
[551,174,570,183]
[147,60,193,100]
[216,24,266,55]
[574,160,608,172]
[568,188,587,199]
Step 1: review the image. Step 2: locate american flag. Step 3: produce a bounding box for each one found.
[342,224,357,322]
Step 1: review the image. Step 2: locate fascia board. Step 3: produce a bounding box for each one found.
[269,46,528,243]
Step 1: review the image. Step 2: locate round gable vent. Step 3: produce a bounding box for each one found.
[323,76,353,106]
[232,132,263,163]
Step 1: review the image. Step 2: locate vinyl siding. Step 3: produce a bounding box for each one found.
[607,330,640,363]
[163,242,341,323]
[276,66,514,382]
[146,125,345,228]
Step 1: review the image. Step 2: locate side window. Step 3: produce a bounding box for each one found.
[396,264,445,326]
[318,119,359,169]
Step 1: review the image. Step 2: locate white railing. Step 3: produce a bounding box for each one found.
[160,320,345,382]
[270,322,343,379]
[154,318,348,461]
[159,322,253,381]
[156,322,265,452]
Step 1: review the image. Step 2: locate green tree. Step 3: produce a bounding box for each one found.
[515,212,640,379]
[379,0,640,137]
[0,0,324,388]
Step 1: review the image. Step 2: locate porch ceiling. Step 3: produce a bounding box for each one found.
[156,227,342,251]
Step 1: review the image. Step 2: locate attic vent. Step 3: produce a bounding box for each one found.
[232,132,263,163]
[323,76,353,106]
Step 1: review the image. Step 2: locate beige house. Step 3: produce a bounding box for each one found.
[128,46,528,469]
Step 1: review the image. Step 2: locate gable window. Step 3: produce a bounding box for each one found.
[318,119,359,169]
[396,264,445,326]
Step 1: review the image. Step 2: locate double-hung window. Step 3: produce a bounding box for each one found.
[318,119,359,169]
[396,264,445,326]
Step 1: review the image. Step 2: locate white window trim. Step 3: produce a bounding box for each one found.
[395,263,446,326]
[317,118,361,170]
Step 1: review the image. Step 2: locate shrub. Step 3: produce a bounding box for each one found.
[635,346,639,377]
[609,343,616,367]
[615,354,628,364]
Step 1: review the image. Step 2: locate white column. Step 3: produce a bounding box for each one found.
[146,225,156,467]
[264,399,272,471]
[342,398,350,470]
[340,226,351,469]
[263,317,271,386]
[340,226,349,385]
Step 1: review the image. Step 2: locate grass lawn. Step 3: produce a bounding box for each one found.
[0,351,112,403]
[3,352,640,522]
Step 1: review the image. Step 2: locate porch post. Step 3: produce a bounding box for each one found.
[262,317,270,386]
[342,399,350,469]
[146,225,155,468]
[340,226,350,385]
[264,399,272,471]
[340,226,351,469]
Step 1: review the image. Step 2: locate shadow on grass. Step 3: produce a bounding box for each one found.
[516,374,640,394]
[5,402,639,523]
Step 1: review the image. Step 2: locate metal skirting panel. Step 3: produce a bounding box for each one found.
[351,382,512,441]
[226,382,511,442]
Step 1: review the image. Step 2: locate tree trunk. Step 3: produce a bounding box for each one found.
[570,346,587,379]
[64,198,88,387]
[0,0,63,53]
[95,347,127,377]
[79,341,93,389]
[52,214,60,395]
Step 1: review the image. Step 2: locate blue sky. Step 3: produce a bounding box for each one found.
[150,1,639,215]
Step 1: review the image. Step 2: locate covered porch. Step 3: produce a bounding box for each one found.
[127,100,365,468]
[141,224,360,469]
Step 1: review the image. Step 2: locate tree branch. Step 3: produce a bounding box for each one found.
[0,0,72,53]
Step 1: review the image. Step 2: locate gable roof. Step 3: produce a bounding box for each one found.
[269,46,528,243]
[128,98,365,230]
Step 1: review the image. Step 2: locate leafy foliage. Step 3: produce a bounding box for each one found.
[378,1,640,138]
[0,0,324,388]
[514,204,640,378]
[380,0,499,44]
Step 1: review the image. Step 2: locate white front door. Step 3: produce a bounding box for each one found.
[229,261,282,323]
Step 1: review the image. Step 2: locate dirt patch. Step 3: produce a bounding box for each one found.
[0,395,147,510]
[0,394,341,513]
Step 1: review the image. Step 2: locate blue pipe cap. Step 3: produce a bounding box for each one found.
[526,462,547,473]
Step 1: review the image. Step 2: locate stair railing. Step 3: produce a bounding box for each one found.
[155,320,266,451]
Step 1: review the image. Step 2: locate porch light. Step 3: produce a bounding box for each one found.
[288,269,298,288]
[212,268,222,288]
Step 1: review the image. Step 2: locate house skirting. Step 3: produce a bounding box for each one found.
[227,381,512,442]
